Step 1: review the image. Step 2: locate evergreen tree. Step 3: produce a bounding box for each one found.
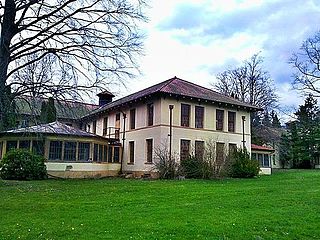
[40,97,57,123]
[271,110,281,128]
[262,110,271,126]
[281,95,320,168]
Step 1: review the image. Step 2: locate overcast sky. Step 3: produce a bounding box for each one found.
[117,0,320,121]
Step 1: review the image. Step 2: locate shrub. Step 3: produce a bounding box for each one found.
[229,148,260,178]
[153,144,182,179]
[0,149,47,180]
[181,155,213,179]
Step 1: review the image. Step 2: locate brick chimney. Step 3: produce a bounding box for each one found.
[97,90,115,106]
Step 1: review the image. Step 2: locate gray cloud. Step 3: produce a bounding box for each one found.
[158,0,320,85]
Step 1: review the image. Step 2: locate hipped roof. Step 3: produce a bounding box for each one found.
[83,76,262,119]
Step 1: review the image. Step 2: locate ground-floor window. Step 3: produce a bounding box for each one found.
[6,141,18,151]
[78,142,90,161]
[114,146,120,163]
[252,153,270,167]
[49,141,63,160]
[216,142,225,166]
[146,139,153,163]
[32,140,45,156]
[180,139,191,161]
[195,141,204,160]
[19,140,30,150]
[64,141,77,161]
[129,141,135,164]
[0,141,3,159]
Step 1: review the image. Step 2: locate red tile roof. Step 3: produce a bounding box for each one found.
[251,144,274,152]
[84,76,262,118]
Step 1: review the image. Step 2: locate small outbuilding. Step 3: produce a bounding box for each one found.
[0,121,122,178]
[251,144,275,175]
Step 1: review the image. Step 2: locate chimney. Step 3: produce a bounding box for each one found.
[97,90,115,107]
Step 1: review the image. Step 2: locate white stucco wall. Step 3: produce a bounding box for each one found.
[84,96,253,175]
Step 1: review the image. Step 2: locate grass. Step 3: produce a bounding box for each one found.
[0,170,320,240]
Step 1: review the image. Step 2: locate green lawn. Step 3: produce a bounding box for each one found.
[1,170,320,240]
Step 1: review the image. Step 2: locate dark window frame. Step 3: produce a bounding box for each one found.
[78,142,90,161]
[64,141,77,161]
[129,141,135,164]
[195,106,204,128]
[195,140,204,160]
[146,139,153,163]
[180,139,191,161]
[49,141,63,161]
[181,104,191,127]
[216,109,224,131]
[228,111,236,132]
[130,108,136,130]
[147,103,154,126]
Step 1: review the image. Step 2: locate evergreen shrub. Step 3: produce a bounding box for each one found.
[0,149,47,180]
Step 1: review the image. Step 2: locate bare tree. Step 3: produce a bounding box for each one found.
[291,31,320,97]
[214,53,278,111]
[0,0,147,130]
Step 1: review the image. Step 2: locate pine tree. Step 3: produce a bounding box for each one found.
[271,110,281,128]
[40,97,57,123]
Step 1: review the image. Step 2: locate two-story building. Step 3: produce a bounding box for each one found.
[80,76,261,177]
[0,77,262,178]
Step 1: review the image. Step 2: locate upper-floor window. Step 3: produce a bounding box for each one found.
[93,120,97,134]
[147,103,154,126]
[216,109,224,131]
[195,106,204,128]
[130,109,136,130]
[228,111,236,132]
[181,104,191,127]
[103,117,108,135]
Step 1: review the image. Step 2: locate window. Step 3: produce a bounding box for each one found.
[99,145,103,162]
[130,109,136,130]
[49,141,62,160]
[64,142,77,161]
[32,140,44,155]
[195,106,204,128]
[228,111,236,132]
[216,143,225,166]
[108,147,113,163]
[103,145,108,162]
[115,129,120,139]
[147,103,154,126]
[19,140,30,150]
[252,153,257,160]
[216,110,224,131]
[195,141,204,160]
[129,141,134,164]
[180,139,190,161]
[229,143,237,157]
[87,124,91,132]
[263,154,270,167]
[258,153,263,166]
[7,141,17,151]
[93,144,99,162]
[78,142,90,161]
[93,120,97,134]
[146,139,153,163]
[116,113,120,121]
[21,119,29,128]
[0,142,3,159]
[181,104,191,127]
[103,117,108,135]
[114,147,120,163]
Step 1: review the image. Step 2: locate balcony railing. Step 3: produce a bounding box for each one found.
[103,127,120,140]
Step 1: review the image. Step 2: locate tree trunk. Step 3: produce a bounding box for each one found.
[0,0,17,130]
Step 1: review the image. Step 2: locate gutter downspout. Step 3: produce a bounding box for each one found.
[169,105,174,162]
[242,116,246,149]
